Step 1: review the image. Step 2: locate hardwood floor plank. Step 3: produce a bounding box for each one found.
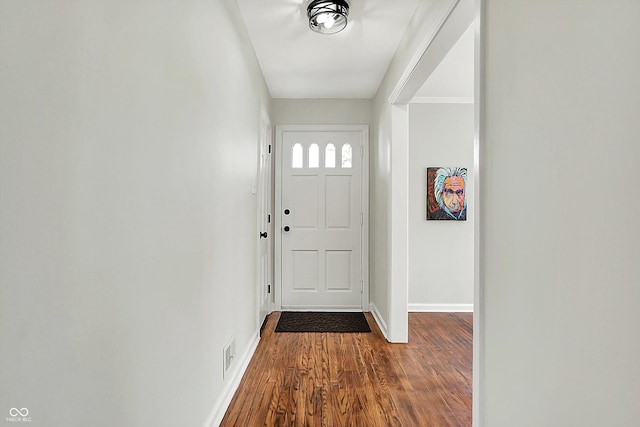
[220,312,472,426]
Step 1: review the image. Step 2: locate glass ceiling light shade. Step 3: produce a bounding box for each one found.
[307,0,349,35]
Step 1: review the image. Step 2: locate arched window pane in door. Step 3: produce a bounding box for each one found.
[308,143,319,168]
[342,143,352,168]
[292,143,303,168]
[325,144,336,168]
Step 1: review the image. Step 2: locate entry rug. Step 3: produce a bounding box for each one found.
[275,311,371,333]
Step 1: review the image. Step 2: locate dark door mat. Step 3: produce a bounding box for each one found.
[275,311,371,333]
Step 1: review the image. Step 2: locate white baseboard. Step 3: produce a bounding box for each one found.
[203,331,260,427]
[409,303,474,312]
[369,303,389,341]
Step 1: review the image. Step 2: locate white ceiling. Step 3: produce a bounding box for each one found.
[236,0,422,99]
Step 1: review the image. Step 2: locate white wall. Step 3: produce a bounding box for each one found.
[481,1,640,425]
[408,103,474,310]
[272,98,371,126]
[370,0,453,336]
[369,100,391,325]
[0,1,270,426]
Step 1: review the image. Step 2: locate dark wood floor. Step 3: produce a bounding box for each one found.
[221,312,472,427]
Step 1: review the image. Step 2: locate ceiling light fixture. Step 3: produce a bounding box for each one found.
[307,0,349,35]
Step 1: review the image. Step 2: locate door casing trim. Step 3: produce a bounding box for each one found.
[274,124,370,311]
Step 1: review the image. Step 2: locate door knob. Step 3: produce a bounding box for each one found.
[283,226,290,232]
[260,232,268,238]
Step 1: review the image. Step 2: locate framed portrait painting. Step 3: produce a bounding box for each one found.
[426,167,467,221]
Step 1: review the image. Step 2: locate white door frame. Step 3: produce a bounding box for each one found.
[274,125,369,311]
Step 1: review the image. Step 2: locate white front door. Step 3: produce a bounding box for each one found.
[276,125,369,311]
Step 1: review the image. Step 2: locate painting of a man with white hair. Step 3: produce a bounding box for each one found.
[426,167,467,221]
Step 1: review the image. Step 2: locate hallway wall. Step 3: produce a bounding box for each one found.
[481,1,640,425]
[370,0,453,337]
[408,103,474,310]
[0,1,270,426]
[272,98,372,126]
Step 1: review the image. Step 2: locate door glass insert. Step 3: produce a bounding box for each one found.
[342,143,352,168]
[309,144,319,168]
[292,143,303,168]
[325,144,336,168]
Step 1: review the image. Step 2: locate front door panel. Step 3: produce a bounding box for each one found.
[280,130,364,310]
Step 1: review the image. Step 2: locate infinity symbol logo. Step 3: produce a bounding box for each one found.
[9,408,29,417]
